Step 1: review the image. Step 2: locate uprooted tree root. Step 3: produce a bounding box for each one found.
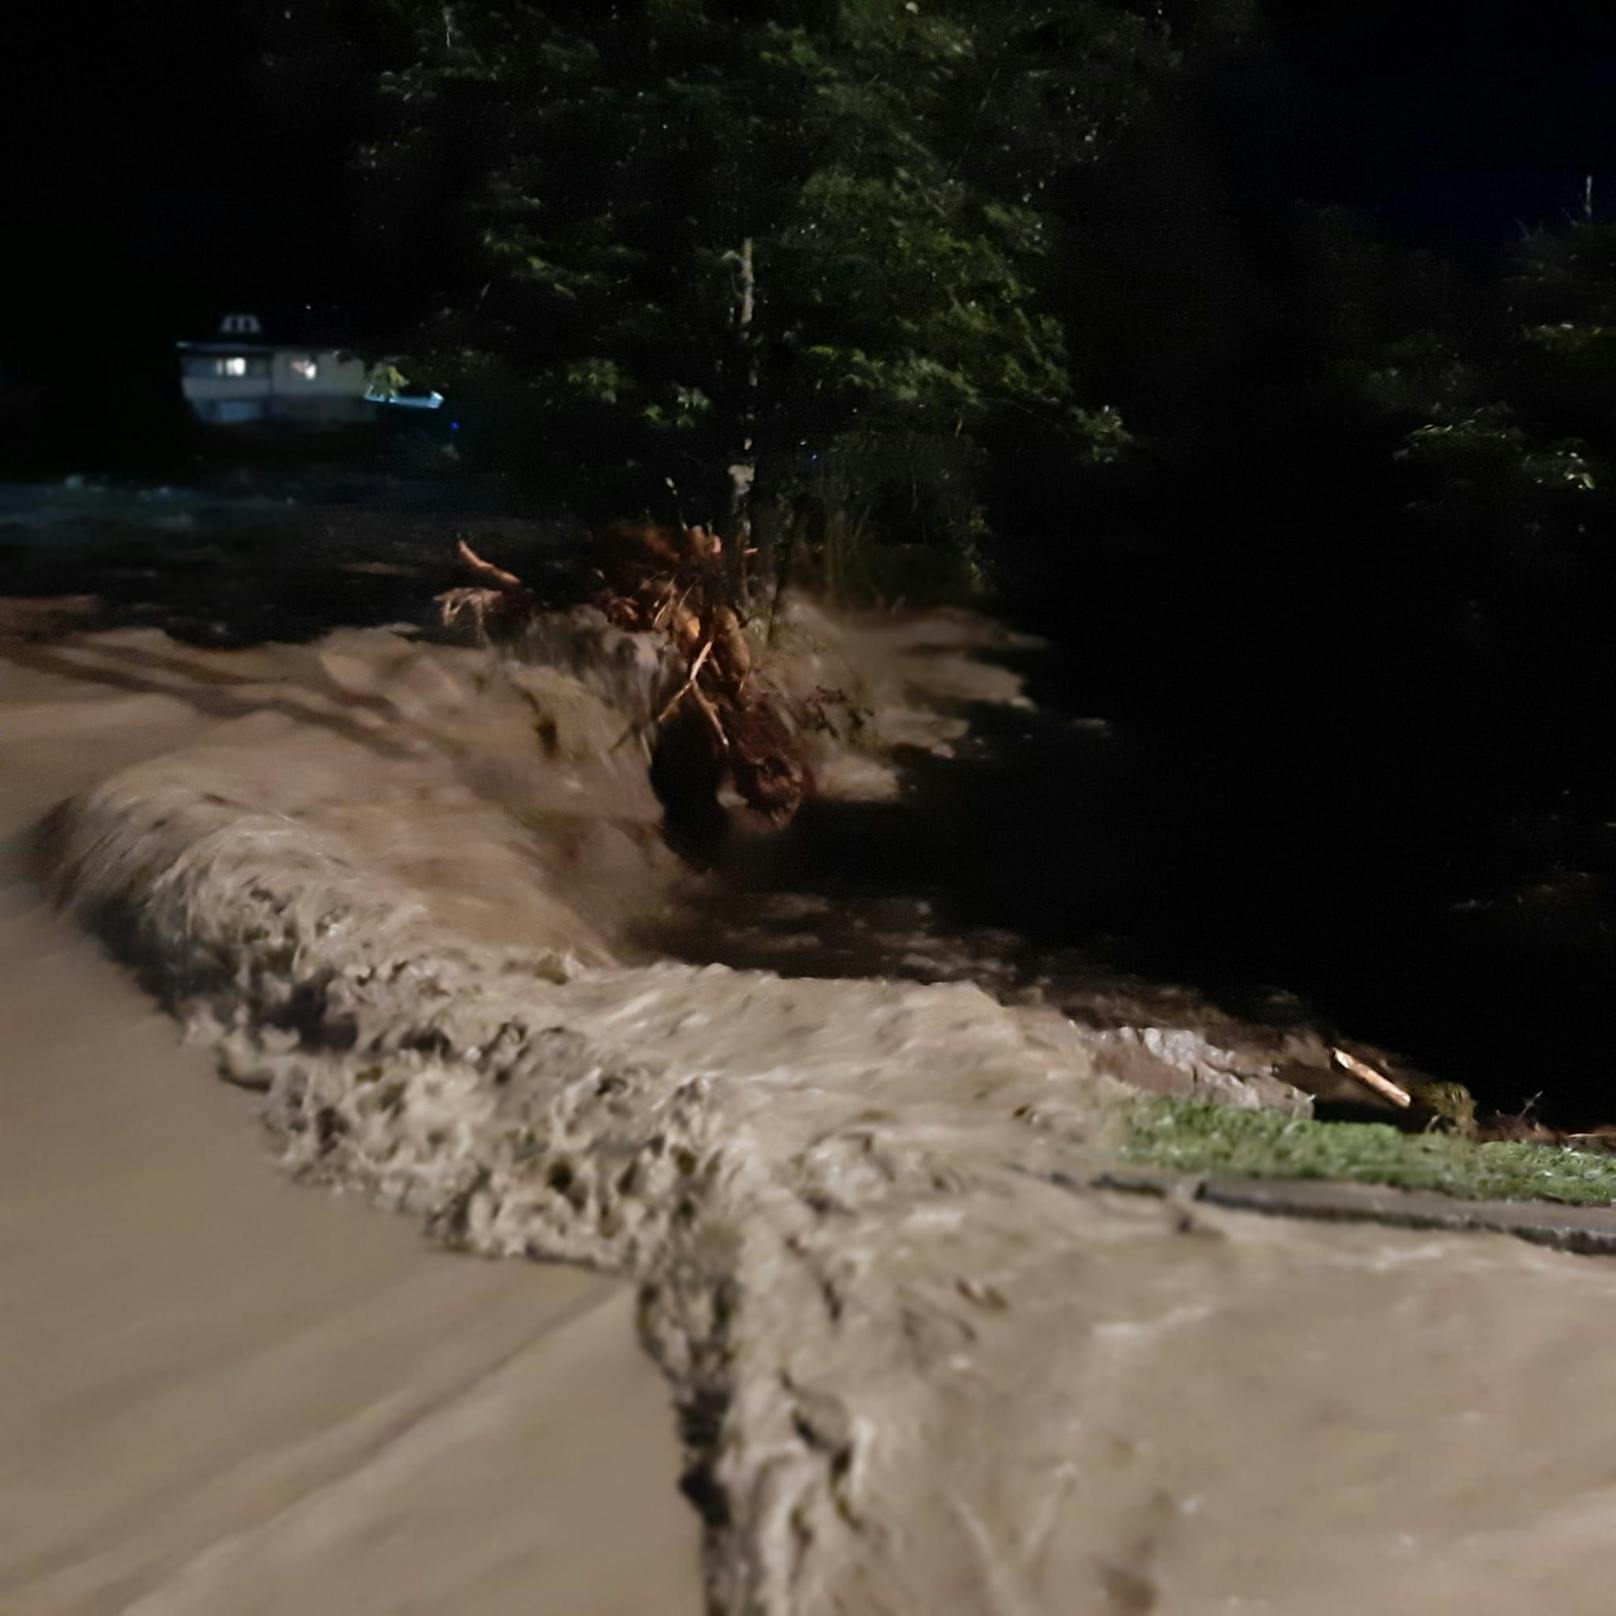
[438,528,815,841]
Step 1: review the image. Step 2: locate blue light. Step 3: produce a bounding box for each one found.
[450,420,461,431]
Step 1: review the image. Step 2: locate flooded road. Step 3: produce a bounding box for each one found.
[0,627,698,1615]
[5,600,1616,1613]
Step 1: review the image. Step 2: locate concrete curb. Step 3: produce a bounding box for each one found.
[1093,1169,1616,1258]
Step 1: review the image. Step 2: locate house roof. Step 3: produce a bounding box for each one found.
[178,306,375,354]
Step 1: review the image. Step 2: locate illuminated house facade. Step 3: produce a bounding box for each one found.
[178,313,372,426]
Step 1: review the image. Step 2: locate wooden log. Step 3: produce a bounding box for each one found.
[1330,1047,1412,1109]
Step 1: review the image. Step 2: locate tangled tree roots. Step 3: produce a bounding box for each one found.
[437,527,814,842]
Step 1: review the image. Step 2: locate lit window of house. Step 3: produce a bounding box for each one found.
[216,356,248,377]
[289,356,319,381]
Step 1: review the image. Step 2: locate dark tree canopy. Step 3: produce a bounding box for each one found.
[352,0,1168,541]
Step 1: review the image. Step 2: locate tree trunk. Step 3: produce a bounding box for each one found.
[724,235,758,604]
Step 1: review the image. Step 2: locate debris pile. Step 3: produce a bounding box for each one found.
[439,525,814,841]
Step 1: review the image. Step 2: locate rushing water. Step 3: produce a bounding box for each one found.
[9,602,1616,1614]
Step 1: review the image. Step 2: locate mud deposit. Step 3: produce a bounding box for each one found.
[8,606,1616,1614]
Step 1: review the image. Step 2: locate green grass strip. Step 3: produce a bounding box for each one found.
[1123,1097,1616,1207]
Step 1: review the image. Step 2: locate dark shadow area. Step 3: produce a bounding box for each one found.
[696,621,1612,1128]
[0,478,582,648]
[980,423,1613,1125]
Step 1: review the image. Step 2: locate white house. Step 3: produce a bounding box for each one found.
[178,313,372,426]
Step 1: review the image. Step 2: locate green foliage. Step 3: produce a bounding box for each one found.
[765,426,991,603]
[1072,404,1133,463]
[1316,209,1613,530]
[363,361,411,401]
[562,358,633,405]
[1346,333,1485,419]
[1501,221,1616,455]
[1508,220,1616,330]
[359,0,1167,563]
[1521,322,1616,367]
[1398,408,1597,495]
[1125,1098,1616,1207]
[1404,1081,1478,1136]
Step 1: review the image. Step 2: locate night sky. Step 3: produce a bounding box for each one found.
[1261,1,1616,257]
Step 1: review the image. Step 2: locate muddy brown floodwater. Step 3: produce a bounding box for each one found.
[4,597,1616,1615]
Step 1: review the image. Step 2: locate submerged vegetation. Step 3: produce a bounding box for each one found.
[1123,1098,1616,1208]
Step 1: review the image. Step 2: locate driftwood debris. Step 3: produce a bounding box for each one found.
[437,525,813,836]
[1330,1047,1413,1109]
[436,537,534,640]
